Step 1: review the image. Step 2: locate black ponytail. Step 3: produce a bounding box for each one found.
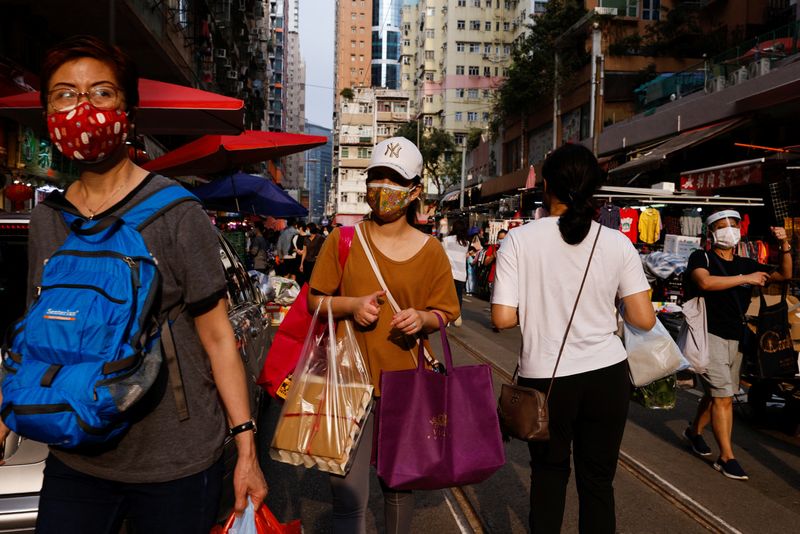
[541,144,604,245]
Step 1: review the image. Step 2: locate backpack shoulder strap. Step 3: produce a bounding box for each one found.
[120,183,199,231]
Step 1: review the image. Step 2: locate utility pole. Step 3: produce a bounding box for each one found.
[459,144,467,211]
[592,54,604,156]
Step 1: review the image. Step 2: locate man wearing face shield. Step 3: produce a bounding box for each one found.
[684,210,791,481]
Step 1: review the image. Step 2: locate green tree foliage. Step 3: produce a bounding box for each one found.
[492,1,588,133]
[395,120,459,198]
[340,87,354,101]
[466,128,484,152]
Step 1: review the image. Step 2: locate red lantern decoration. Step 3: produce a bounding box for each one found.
[4,182,34,211]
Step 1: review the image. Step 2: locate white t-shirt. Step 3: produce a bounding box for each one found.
[492,218,649,378]
[442,235,468,282]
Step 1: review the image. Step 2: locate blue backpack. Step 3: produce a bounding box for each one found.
[1,184,197,448]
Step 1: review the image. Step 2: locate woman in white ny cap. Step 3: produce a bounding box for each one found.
[683,210,791,481]
[307,137,459,533]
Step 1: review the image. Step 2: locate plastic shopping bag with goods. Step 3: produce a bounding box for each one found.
[270,299,373,475]
[624,317,689,387]
[210,498,301,534]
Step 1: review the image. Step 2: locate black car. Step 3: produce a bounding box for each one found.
[0,212,270,532]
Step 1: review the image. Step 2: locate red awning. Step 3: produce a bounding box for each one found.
[680,158,765,193]
[0,79,244,135]
[142,130,328,176]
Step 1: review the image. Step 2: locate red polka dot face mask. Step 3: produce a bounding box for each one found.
[47,103,129,163]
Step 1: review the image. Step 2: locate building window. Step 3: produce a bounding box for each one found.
[341,147,349,158]
[504,45,511,55]
[351,40,356,48]
[503,22,510,31]
[469,42,480,53]
[468,88,478,98]
[468,111,478,121]
[357,192,366,203]
[468,66,479,75]
[425,50,435,59]
[351,54,356,62]
[484,66,491,77]
[483,89,490,98]
[455,111,463,121]
[485,21,491,31]
[424,116,433,126]
[427,7,435,16]
[482,112,489,121]
[486,0,492,6]
[473,0,481,6]
[454,133,465,145]
[456,65,465,75]
[457,20,465,30]
[426,29,435,38]
[458,0,466,6]
[456,88,465,97]
[484,43,492,54]
[425,71,434,81]
[470,20,480,30]
[457,42,465,52]
[358,147,371,158]
[642,0,660,20]
[425,95,433,103]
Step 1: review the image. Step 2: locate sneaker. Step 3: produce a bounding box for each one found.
[683,427,712,457]
[713,458,749,480]
[453,316,463,327]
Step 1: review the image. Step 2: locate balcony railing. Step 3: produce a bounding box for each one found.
[634,21,800,113]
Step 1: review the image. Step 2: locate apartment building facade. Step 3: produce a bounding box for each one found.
[332,87,412,224]
[334,0,375,112]
[283,0,307,188]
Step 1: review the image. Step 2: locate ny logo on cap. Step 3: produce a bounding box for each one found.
[385,142,402,158]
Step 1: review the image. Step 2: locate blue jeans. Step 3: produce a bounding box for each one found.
[36,454,224,534]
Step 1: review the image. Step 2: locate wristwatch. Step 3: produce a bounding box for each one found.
[228,419,257,437]
[781,243,792,254]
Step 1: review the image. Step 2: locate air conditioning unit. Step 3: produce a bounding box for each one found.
[728,67,748,86]
[705,75,726,93]
[227,70,238,80]
[748,57,771,79]
[215,48,227,59]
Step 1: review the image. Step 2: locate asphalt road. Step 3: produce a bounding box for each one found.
[258,295,800,533]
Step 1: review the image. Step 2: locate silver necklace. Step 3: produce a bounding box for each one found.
[81,178,128,219]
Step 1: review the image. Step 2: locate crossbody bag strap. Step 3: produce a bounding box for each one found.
[354,223,438,369]
[543,224,602,402]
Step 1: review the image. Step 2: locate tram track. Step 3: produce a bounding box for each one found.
[445,331,743,534]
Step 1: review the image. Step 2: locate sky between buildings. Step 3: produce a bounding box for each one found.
[299,0,335,128]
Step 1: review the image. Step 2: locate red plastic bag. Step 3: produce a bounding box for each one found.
[210,502,302,534]
[258,227,353,398]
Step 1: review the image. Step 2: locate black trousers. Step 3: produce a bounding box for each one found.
[518,360,630,534]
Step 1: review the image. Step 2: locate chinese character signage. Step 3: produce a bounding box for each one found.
[680,163,762,193]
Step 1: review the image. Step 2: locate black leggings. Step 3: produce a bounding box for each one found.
[330,410,414,534]
[518,360,630,534]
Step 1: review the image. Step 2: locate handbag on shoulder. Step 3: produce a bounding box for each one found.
[497,225,601,442]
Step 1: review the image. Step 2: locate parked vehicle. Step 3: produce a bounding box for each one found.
[0,213,270,532]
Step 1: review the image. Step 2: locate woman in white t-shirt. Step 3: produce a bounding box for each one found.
[442,219,469,325]
[492,144,655,534]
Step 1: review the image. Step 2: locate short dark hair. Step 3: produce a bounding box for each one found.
[40,35,139,110]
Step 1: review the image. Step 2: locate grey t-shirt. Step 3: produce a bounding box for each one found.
[26,174,228,483]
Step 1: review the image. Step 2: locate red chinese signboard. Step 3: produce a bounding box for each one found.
[680,163,762,193]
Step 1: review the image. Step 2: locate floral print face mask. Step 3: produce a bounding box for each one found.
[366,182,415,222]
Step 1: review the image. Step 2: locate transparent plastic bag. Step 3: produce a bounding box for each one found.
[269,299,373,475]
[624,318,689,387]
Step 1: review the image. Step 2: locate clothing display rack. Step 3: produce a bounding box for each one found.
[595,186,764,207]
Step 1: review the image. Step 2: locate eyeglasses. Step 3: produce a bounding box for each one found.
[48,85,121,112]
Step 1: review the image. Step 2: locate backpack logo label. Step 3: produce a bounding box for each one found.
[43,308,79,321]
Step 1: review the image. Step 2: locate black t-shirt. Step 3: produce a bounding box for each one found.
[304,234,325,263]
[686,249,762,340]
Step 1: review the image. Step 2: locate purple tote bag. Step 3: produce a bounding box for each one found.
[376,314,506,490]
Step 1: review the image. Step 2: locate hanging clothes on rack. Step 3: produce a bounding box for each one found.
[740,213,750,238]
[680,210,703,237]
[619,207,639,244]
[639,207,662,244]
[663,215,681,236]
[598,204,621,230]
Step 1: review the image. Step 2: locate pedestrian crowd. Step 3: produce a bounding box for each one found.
[0,34,791,534]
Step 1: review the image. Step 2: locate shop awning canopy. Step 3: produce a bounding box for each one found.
[142,130,327,176]
[679,158,766,193]
[609,118,747,176]
[0,79,244,135]
[481,167,529,197]
[192,172,308,218]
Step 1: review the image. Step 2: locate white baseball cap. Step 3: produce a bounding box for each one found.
[366,137,423,182]
[706,210,741,227]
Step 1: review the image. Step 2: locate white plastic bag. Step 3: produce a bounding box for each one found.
[270,277,301,305]
[624,318,689,387]
[229,498,257,534]
[270,299,373,475]
[677,296,709,373]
